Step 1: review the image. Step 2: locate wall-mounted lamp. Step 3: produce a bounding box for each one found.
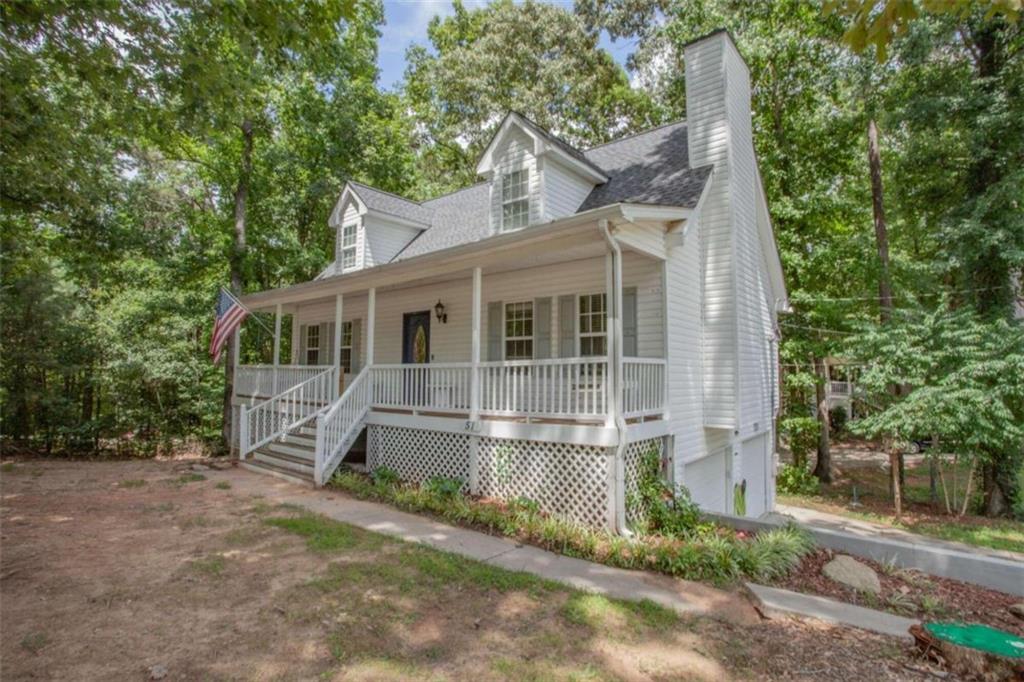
[434,299,448,324]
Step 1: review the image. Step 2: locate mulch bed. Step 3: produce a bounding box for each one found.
[775,549,1024,637]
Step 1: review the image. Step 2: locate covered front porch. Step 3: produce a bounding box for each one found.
[229,208,687,531]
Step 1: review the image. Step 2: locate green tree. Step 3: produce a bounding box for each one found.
[403,0,660,193]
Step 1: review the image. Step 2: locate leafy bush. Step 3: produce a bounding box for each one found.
[329,466,814,585]
[829,405,848,437]
[423,476,464,498]
[776,463,819,495]
[781,417,819,468]
[370,466,399,488]
[629,448,710,538]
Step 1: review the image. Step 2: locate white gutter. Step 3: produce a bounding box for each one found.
[600,219,632,537]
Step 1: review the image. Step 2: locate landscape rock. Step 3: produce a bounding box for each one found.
[822,555,881,594]
[148,664,168,680]
[190,463,210,471]
[1010,603,1024,621]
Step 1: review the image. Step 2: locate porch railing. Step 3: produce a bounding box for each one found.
[478,357,609,419]
[240,366,338,457]
[828,380,852,396]
[235,364,334,398]
[315,367,372,485]
[622,358,666,418]
[371,363,474,413]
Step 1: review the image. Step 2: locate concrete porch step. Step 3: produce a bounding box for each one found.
[261,440,314,461]
[240,460,313,487]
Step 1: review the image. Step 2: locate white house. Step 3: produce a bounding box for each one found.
[231,30,789,530]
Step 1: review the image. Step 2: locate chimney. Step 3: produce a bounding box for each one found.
[683,30,758,430]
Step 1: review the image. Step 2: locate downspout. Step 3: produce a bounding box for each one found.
[599,219,632,536]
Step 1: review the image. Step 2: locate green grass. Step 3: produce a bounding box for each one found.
[118,478,147,488]
[1,462,15,473]
[561,593,680,634]
[177,473,207,484]
[264,512,366,553]
[214,481,231,490]
[190,554,226,576]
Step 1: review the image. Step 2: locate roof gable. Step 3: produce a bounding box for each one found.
[475,112,608,183]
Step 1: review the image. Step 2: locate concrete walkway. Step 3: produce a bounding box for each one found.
[211,466,760,625]
[776,503,1024,563]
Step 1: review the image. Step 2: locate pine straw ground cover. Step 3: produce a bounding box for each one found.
[775,549,1024,636]
[329,458,815,587]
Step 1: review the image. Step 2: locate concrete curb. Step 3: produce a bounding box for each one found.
[707,511,1024,597]
[746,582,919,640]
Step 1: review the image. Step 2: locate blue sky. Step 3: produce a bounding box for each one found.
[376,0,635,89]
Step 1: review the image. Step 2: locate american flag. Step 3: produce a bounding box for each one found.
[210,288,249,364]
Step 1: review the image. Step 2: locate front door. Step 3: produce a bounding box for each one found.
[402,311,430,364]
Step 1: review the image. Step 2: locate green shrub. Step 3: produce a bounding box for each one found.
[370,466,400,488]
[328,467,814,586]
[829,406,848,437]
[780,417,819,468]
[776,463,819,495]
[423,476,464,499]
[630,449,711,538]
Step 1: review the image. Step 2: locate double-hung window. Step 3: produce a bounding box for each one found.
[501,169,529,231]
[339,321,353,373]
[578,293,607,356]
[340,223,358,270]
[504,301,533,360]
[306,325,320,365]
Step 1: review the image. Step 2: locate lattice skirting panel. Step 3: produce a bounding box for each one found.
[367,425,471,488]
[476,437,615,529]
[623,437,665,528]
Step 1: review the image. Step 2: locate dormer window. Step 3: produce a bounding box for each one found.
[501,169,529,231]
[340,222,358,270]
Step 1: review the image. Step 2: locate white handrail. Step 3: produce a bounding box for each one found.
[235,365,334,398]
[240,366,338,457]
[315,368,372,485]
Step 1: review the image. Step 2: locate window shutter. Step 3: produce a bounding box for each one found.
[558,295,575,357]
[533,297,551,359]
[487,301,503,361]
[350,319,362,373]
[299,325,308,365]
[623,287,638,357]
[321,322,333,365]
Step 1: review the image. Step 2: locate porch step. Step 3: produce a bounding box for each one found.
[261,440,315,461]
[240,460,313,487]
[253,449,314,478]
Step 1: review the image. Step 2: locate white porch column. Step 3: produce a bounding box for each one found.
[470,267,482,419]
[290,312,300,364]
[468,267,483,494]
[604,252,619,427]
[366,287,376,367]
[272,303,282,394]
[333,293,343,395]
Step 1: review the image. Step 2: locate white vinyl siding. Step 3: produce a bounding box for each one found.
[293,253,663,368]
[578,293,607,356]
[362,215,422,267]
[542,157,594,220]
[504,301,533,359]
[489,127,541,232]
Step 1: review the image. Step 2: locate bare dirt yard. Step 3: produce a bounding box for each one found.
[1,459,938,681]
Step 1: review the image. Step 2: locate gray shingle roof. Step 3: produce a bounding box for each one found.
[348,181,433,225]
[579,121,711,211]
[354,118,712,265]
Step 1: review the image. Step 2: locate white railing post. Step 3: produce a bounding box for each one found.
[314,413,326,486]
[333,293,343,395]
[469,267,482,494]
[238,404,249,460]
[366,288,376,367]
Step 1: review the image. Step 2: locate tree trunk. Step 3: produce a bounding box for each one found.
[890,447,903,520]
[222,119,254,453]
[867,118,893,323]
[813,355,831,483]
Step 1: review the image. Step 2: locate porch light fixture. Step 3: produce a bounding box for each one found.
[434,299,448,324]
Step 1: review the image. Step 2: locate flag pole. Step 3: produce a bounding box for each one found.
[221,287,275,336]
